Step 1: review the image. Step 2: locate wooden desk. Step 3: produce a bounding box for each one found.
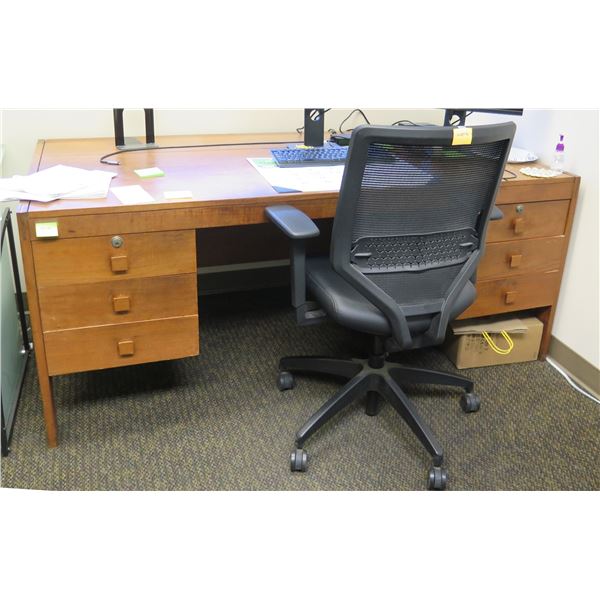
[17,133,580,447]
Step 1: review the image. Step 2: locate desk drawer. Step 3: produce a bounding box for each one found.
[44,315,200,376]
[38,273,198,331]
[32,230,196,287]
[478,237,564,280]
[460,270,561,319]
[487,200,569,242]
[496,180,573,204]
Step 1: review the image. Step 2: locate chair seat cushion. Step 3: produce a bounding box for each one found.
[306,256,476,337]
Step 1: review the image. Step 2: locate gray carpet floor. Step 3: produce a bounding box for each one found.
[2,288,599,490]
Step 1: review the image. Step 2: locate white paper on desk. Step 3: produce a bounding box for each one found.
[8,165,96,195]
[61,170,117,199]
[0,165,117,202]
[247,158,345,193]
[0,189,62,202]
[111,185,156,205]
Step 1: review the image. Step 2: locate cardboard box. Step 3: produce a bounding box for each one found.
[443,316,544,369]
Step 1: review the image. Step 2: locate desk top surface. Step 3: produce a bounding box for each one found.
[20,132,577,218]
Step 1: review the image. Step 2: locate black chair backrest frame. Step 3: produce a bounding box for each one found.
[330,123,515,350]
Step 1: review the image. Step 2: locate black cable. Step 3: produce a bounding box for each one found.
[503,168,518,180]
[391,119,417,126]
[99,139,300,166]
[339,109,370,133]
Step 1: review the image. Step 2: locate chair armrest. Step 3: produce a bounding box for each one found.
[490,206,503,221]
[265,205,325,324]
[265,205,320,239]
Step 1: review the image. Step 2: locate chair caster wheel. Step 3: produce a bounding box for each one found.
[460,392,481,413]
[427,466,448,490]
[277,371,295,391]
[290,448,308,472]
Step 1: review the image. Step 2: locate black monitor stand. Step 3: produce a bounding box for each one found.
[444,109,468,126]
[113,108,159,150]
[303,108,325,147]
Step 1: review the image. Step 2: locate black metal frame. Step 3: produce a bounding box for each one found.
[113,108,158,150]
[1,208,31,456]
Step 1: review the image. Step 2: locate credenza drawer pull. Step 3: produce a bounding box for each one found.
[110,255,129,273]
[512,218,525,234]
[118,340,135,356]
[504,291,517,304]
[112,295,131,313]
[509,254,523,268]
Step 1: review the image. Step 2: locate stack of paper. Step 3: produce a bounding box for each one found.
[0,164,117,203]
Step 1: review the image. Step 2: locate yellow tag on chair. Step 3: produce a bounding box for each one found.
[452,127,473,146]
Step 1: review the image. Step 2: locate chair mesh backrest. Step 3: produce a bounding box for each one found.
[337,135,510,307]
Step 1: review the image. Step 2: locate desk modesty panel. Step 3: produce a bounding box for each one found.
[17,134,580,446]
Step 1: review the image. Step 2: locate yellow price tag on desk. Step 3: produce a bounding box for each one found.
[34,221,59,238]
[452,127,473,146]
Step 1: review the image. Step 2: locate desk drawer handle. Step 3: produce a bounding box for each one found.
[118,340,135,357]
[111,255,129,273]
[504,291,517,305]
[512,218,525,234]
[112,295,131,313]
[509,254,523,268]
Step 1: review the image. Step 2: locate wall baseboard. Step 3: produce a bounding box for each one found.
[548,336,600,397]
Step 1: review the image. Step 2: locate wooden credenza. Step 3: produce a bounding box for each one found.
[17,134,580,447]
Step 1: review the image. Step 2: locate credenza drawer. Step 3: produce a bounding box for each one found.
[32,230,196,287]
[478,237,564,280]
[44,316,200,376]
[487,200,569,242]
[460,270,561,319]
[38,273,198,331]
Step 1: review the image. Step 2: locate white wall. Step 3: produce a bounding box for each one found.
[1,109,598,367]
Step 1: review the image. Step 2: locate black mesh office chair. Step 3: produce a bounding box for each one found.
[266,123,515,489]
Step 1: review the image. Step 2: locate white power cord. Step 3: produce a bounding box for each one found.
[546,357,600,405]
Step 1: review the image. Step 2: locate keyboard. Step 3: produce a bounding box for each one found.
[270,145,348,167]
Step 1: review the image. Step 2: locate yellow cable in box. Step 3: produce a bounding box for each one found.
[443,316,544,369]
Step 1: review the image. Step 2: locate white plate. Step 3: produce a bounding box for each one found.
[520,167,561,178]
[508,147,538,163]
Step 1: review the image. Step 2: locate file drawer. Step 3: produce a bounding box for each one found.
[38,273,198,331]
[478,237,564,280]
[44,315,200,376]
[487,200,569,242]
[460,270,562,319]
[32,230,196,287]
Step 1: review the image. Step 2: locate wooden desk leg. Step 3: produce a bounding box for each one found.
[537,306,555,360]
[39,370,57,447]
[18,211,58,447]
